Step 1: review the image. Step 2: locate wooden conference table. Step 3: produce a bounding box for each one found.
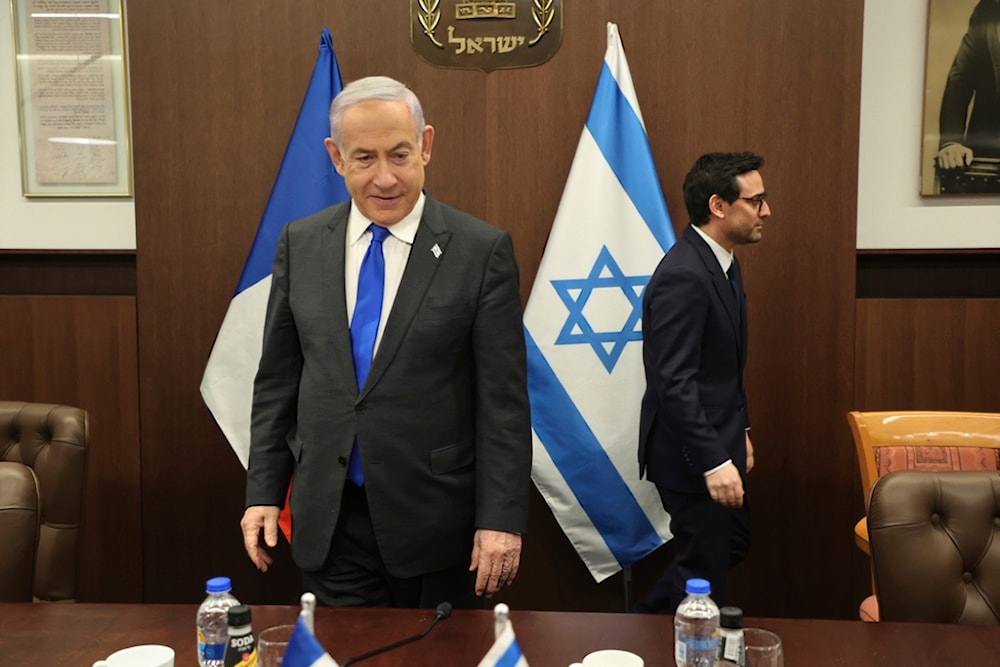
[1,603,999,665]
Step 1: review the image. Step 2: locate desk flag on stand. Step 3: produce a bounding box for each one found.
[477,603,528,667]
[282,618,339,667]
[522,22,676,582]
[200,28,349,541]
[281,591,338,667]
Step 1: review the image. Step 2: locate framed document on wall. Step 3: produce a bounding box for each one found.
[9,0,132,197]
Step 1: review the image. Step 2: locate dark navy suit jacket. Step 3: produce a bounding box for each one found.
[639,224,749,493]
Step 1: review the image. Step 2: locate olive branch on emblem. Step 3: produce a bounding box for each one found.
[529,0,555,46]
[417,0,444,48]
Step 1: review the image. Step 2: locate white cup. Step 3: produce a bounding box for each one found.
[569,648,645,667]
[92,644,175,667]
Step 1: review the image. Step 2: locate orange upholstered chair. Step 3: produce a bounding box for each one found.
[848,410,1000,621]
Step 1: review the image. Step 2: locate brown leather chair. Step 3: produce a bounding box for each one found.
[848,410,1000,620]
[0,402,88,601]
[0,462,40,601]
[868,470,1000,624]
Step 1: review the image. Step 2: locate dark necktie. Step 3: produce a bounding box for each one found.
[347,223,391,486]
[728,259,744,316]
[726,257,743,336]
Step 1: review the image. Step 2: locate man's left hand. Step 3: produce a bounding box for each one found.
[470,529,521,597]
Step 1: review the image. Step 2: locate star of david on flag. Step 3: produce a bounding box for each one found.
[523,22,676,582]
[551,246,649,373]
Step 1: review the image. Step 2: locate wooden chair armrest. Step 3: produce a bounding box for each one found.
[854,516,870,554]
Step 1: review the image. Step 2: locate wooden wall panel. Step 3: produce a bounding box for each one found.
[855,299,1000,411]
[0,296,141,602]
[128,0,865,618]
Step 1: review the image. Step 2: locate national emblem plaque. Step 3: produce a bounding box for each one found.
[411,0,563,73]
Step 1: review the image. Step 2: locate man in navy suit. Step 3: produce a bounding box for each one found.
[637,152,771,613]
[240,76,531,608]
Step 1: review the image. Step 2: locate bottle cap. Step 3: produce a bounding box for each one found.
[206,576,232,594]
[685,578,711,595]
[720,606,744,628]
[227,604,251,627]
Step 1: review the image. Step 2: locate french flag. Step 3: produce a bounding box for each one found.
[281,616,339,667]
[200,27,349,540]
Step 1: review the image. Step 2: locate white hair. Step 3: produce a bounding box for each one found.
[328,76,426,149]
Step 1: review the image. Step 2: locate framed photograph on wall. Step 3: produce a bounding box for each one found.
[9,0,132,197]
[920,0,1000,196]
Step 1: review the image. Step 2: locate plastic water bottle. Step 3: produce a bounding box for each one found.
[674,577,720,667]
[197,576,241,667]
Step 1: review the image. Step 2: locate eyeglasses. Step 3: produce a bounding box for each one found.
[738,194,767,213]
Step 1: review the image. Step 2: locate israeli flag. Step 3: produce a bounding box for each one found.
[477,604,528,667]
[200,28,349,467]
[523,22,675,582]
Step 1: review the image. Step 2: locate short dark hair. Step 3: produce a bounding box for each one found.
[683,152,765,226]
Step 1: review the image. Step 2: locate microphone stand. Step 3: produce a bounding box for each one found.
[339,602,453,666]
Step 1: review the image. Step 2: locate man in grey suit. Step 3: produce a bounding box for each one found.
[637,152,770,613]
[240,76,531,608]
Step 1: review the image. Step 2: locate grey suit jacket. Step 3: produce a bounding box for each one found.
[638,224,750,493]
[246,195,531,577]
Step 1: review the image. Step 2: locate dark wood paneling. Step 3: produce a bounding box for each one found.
[0,252,136,295]
[858,252,1000,298]
[854,299,1000,411]
[0,296,141,602]
[128,0,865,618]
[128,2,317,605]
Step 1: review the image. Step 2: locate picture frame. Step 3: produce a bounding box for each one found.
[9,0,132,197]
[919,0,1000,196]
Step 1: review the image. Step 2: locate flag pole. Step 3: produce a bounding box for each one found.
[623,565,633,612]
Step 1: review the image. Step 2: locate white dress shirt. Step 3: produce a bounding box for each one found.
[345,193,424,354]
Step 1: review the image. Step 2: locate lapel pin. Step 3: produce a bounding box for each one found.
[431,243,442,258]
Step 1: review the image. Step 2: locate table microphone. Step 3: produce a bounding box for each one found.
[339,602,453,666]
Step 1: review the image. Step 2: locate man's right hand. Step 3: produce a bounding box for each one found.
[705,463,744,509]
[240,505,280,572]
[936,143,973,170]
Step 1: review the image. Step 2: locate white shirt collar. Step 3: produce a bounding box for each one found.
[347,192,425,245]
[691,223,734,273]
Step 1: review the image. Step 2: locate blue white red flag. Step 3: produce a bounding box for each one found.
[200,28,349,468]
[281,616,339,667]
[523,22,676,582]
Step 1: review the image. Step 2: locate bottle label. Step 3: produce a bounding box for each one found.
[224,632,257,667]
[719,632,746,666]
[198,628,227,661]
[683,636,720,652]
[200,642,226,661]
[676,635,720,663]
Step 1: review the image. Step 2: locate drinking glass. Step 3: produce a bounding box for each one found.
[743,627,783,667]
[257,624,296,667]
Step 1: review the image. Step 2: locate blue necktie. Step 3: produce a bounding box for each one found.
[348,223,391,486]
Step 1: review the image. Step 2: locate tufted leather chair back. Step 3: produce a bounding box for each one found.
[868,470,1000,624]
[0,402,88,601]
